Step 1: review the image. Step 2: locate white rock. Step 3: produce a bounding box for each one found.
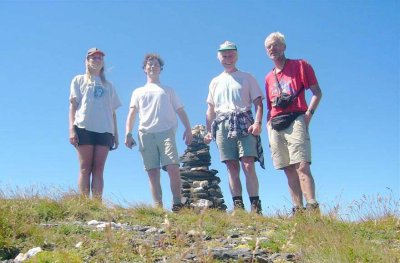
[145,227,158,233]
[199,181,209,188]
[192,187,204,193]
[75,241,83,248]
[181,196,188,204]
[14,253,25,262]
[87,220,100,226]
[14,247,42,262]
[191,199,213,208]
[96,222,110,229]
[192,181,201,188]
[25,247,42,259]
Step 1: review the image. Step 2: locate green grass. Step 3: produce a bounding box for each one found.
[0,189,399,262]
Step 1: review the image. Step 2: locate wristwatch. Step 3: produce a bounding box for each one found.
[308,109,315,115]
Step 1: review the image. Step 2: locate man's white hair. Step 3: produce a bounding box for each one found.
[265,32,286,46]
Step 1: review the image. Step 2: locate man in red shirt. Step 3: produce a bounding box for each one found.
[264,32,322,214]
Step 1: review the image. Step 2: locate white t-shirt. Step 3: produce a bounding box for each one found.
[130,83,183,133]
[206,70,264,116]
[70,75,121,135]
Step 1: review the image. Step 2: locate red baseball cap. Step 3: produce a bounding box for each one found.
[86,47,105,57]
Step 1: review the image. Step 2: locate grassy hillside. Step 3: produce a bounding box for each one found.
[0,190,399,262]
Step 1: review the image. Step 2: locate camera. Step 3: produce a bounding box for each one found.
[272,93,293,109]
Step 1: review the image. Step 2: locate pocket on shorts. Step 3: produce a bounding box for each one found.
[138,132,145,152]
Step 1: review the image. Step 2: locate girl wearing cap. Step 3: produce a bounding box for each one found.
[69,48,121,199]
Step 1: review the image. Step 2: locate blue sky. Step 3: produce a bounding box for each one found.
[1,1,398,216]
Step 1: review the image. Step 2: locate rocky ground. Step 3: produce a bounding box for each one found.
[2,218,297,262]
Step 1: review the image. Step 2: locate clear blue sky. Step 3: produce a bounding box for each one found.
[1,1,398,217]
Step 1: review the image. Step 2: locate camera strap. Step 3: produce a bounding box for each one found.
[273,68,284,95]
[273,68,305,100]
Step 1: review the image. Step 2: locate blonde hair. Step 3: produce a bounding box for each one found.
[265,32,286,47]
[84,58,107,85]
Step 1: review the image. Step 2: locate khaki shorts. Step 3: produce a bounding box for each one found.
[215,120,258,162]
[267,114,311,169]
[138,129,179,171]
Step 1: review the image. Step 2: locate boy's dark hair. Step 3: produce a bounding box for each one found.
[142,53,164,70]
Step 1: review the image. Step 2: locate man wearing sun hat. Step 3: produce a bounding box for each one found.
[204,41,265,214]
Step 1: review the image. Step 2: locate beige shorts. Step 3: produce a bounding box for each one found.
[215,120,258,162]
[267,114,311,169]
[138,129,179,171]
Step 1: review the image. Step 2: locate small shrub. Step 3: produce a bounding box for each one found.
[35,199,66,222]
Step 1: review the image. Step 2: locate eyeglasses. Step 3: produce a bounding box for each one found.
[265,43,283,50]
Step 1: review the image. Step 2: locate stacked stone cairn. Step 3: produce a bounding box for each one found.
[179,125,227,211]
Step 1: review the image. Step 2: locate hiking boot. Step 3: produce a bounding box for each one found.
[291,206,305,216]
[305,202,320,214]
[251,200,262,215]
[171,203,184,213]
[233,199,245,210]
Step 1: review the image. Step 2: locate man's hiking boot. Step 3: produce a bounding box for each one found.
[251,200,262,215]
[233,199,245,210]
[171,203,184,213]
[305,202,320,214]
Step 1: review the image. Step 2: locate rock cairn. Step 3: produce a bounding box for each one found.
[179,125,227,211]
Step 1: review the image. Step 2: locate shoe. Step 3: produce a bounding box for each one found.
[305,202,320,214]
[251,200,262,215]
[172,203,184,213]
[291,206,305,216]
[233,199,245,210]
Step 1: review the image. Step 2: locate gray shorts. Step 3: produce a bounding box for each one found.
[267,114,311,169]
[138,129,179,171]
[215,120,258,162]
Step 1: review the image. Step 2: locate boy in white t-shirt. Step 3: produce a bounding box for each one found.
[125,54,193,212]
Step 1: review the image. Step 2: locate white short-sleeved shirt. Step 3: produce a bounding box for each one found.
[70,75,121,135]
[130,83,183,133]
[207,70,264,116]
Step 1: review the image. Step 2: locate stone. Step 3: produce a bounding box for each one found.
[193,192,209,199]
[75,241,83,248]
[179,125,226,211]
[87,220,100,226]
[14,247,42,262]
